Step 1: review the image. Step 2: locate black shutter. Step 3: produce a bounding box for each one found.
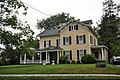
[63,37,65,45]
[56,39,58,47]
[49,40,51,47]
[84,49,86,55]
[76,25,78,30]
[77,50,79,60]
[76,35,79,44]
[69,26,71,31]
[70,50,72,60]
[63,51,65,55]
[69,36,71,45]
[44,41,46,48]
[83,35,86,43]
[37,42,39,48]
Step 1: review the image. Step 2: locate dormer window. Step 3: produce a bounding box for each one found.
[69,25,78,31]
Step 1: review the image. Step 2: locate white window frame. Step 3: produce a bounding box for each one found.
[65,51,70,60]
[71,25,78,30]
[58,39,60,47]
[65,37,69,45]
[46,40,49,48]
[78,50,84,60]
[78,35,83,44]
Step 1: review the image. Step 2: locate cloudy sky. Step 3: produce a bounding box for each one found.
[20,0,120,36]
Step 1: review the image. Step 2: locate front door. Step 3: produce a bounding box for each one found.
[50,52,57,64]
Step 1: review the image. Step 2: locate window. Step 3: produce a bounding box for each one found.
[63,36,71,45]
[64,50,72,60]
[69,25,78,31]
[94,39,96,45]
[90,36,93,44]
[77,49,86,60]
[56,39,60,47]
[44,40,51,48]
[76,35,86,44]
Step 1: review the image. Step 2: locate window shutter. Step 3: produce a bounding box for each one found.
[76,35,79,44]
[69,36,71,45]
[63,51,65,55]
[83,35,86,43]
[49,40,51,47]
[37,42,39,48]
[44,41,46,48]
[63,37,65,45]
[77,50,79,60]
[70,50,72,60]
[84,49,86,55]
[69,26,71,31]
[76,25,78,30]
[56,39,58,47]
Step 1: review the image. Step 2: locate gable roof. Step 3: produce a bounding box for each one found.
[80,20,93,24]
[58,19,97,37]
[37,29,59,37]
[37,19,97,37]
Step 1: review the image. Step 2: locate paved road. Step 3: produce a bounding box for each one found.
[1,74,120,80]
[0,74,120,77]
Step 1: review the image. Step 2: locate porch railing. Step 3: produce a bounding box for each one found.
[20,60,50,64]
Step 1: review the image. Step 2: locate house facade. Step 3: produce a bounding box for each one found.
[20,19,108,64]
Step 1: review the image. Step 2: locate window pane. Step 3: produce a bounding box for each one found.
[65,51,70,60]
[46,40,49,47]
[78,36,83,43]
[65,37,69,45]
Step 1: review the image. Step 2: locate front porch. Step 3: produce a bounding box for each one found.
[20,46,62,64]
[91,45,108,61]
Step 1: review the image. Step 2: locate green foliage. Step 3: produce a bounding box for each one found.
[66,60,70,64]
[37,12,73,30]
[77,60,81,64]
[97,0,120,59]
[59,55,68,64]
[71,60,75,64]
[0,0,34,65]
[81,54,96,64]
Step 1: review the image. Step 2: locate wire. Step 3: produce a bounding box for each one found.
[23,2,51,17]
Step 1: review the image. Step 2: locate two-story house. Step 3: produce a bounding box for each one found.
[20,19,108,64]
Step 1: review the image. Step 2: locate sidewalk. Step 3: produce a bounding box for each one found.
[0,74,120,77]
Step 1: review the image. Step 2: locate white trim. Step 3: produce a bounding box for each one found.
[24,54,26,64]
[101,48,104,60]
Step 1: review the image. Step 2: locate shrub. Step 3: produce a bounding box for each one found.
[96,60,106,63]
[59,55,68,64]
[77,60,80,64]
[71,60,75,64]
[66,60,70,64]
[81,54,96,64]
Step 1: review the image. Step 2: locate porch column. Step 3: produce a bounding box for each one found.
[46,52,48,63]
[57,51,60,64]
[20,54,22,64]
[101,47,104,60]
[39,52,42,63]
[48,53,50,63]
[32,55,34,63]
[24,53,26,64]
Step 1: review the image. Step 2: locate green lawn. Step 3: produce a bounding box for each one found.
[0,64,120,74]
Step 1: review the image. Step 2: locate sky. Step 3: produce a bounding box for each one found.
[20,0,120,36]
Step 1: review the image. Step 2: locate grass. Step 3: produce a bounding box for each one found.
[0,64,120,74]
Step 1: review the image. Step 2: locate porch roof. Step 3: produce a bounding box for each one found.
[91,45,108,49]
[35,46,62,52]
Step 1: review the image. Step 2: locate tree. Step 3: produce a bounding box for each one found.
[0,0,34,65]
[37,12,73,30]
[97,0,120,59]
